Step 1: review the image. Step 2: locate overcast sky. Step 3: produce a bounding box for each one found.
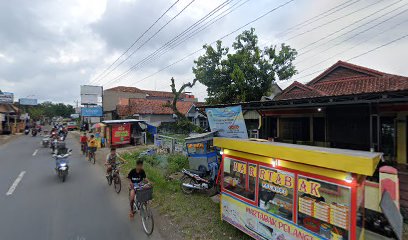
[1,0,407,104]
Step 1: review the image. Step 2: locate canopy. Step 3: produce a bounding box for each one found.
[91,123,106,129]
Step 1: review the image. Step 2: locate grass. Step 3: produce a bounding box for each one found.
[120,149,252,240]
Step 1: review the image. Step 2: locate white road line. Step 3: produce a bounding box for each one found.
[32,149,38,156]
[6,171,26,196]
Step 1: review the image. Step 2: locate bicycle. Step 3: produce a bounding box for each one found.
[106,163,122,194]
[81,143,87,155]
[88,149,96,164]
[130,184,154,235]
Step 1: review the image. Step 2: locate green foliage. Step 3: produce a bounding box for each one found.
[167,153,189,174]
[193,28,297,104]
[159,120,204,134]
[24,101,75,120]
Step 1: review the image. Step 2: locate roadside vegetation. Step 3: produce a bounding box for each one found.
[120,149,251,240]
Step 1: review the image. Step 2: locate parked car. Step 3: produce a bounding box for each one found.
[66,122,78,131]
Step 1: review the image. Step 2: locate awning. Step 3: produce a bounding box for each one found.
[0,104,19,114]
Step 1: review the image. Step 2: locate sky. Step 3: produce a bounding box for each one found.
[0,0,407,105]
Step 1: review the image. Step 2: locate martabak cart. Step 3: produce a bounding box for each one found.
[214,138,382,240]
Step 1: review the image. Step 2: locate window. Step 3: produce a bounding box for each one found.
[187,143,205,154]
[297,176,350,239]
[258,167,295,221]
[223,157,256,201]
[279,117,310,142]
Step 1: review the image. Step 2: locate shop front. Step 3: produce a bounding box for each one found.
[102,119,149,147]
[215,138,382,240]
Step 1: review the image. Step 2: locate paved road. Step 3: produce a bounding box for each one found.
[0,133,163,240]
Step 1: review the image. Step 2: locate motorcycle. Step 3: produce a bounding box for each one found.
[24,129,30,135]
[180,168,221,195]
[42,136,50,148]
[31,128,37,137]
[50,139,58,154]
[54,149,72,182]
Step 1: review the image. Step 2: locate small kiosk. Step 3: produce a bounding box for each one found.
[214,138,382,240]
[185,131,218,173]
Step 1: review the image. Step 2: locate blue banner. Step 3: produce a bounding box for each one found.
[206,105,248,139]
[81,106,103,117]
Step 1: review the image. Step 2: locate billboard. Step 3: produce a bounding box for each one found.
[81,106,103,117]
[206,105,248,139]
[0,92,14,103]
[111,124,131,145]
[81,94,98,105]
[80,85,103,95]
[19,98,38,106]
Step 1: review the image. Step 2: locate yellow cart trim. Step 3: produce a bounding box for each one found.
[215,138,381,176]
[224,149,349,181]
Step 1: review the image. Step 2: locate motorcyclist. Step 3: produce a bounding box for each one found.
[127,159,149,218]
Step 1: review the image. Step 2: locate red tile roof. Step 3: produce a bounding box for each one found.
[117,98,195,116]
[105,86,189,99]
[275,61,408,101]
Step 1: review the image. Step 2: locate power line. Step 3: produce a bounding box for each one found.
[296,0,403,52]
[285,0,384,41]
[91,0,180,83]
[105,0,250,87]
[102,0,246,87]
[130,0,295,86]
[92,0,196,84]
[289,33,408,82]
[278,0,360,37]
[296,4,408,62]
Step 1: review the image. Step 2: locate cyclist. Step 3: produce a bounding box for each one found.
[127,159,149,217]
[87,135,98,161]
[104,147,125,177]
[80,132,87,154]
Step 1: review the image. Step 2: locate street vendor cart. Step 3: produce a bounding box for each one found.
[214,138,382,240]
[185,131,218,173]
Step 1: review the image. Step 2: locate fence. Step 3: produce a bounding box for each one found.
[154,134,186,154]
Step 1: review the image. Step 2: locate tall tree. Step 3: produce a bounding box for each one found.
[193,28,297,104]
[169,77,198,120]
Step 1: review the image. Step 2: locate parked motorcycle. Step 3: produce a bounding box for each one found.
[180,168,220,195]
[53,149,72,182]
[24,129,30,135]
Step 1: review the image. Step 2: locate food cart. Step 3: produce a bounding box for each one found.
[214,138,382,240]
[185,131,218,173]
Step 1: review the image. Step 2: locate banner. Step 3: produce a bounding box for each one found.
[81,106,103,117]
[80,85,103,95]
[111,124,131,145]
[81,94,98,105]
[206,105,248,139]
[0,92,14,103]
[222,194,323,240]
[19,98,38,105]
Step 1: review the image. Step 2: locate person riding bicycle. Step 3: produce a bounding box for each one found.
[87,135,98,160]
[105,147,125,177]
[127,159,149,218]
[80,132,87,153]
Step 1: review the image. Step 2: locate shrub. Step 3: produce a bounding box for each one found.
[167,153,189,174]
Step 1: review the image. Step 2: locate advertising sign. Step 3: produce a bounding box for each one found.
[206,105,248,139]
[0,92,14,103]
[70,113,80,119]
[19,98,38,106]
[81,106,103,117]
[81,94,98,105]
[222,194,323,240]
[111,124,131,145]
[80,85,103,95]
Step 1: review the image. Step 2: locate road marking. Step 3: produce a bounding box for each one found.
[32,149,38,156]
[6,171,26,196]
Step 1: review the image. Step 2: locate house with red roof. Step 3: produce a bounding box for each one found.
[103,86,197,120]
[116,98,207,128]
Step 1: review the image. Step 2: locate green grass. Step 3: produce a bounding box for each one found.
[120,149,252,240]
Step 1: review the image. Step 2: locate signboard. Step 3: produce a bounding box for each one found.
[70,113,80,119]
[20,113,29,120]
[81,94,98,105]
[111,124,131,145]
[80,85,103,95]
[206,105,248,139]
[81,106,103,117]
[222,194,323,240]
[0,92,14,103]
[19,98,38,106]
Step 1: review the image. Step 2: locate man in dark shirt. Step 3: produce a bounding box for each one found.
[127,159,149,217]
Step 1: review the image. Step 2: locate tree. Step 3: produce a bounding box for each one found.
[193,28,297,104]
[169,77,198,120]
[25,102,75,120]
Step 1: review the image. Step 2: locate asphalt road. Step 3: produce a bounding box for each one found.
[0,133,164,240]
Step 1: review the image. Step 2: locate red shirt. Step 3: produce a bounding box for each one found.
[80,136,87,143]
